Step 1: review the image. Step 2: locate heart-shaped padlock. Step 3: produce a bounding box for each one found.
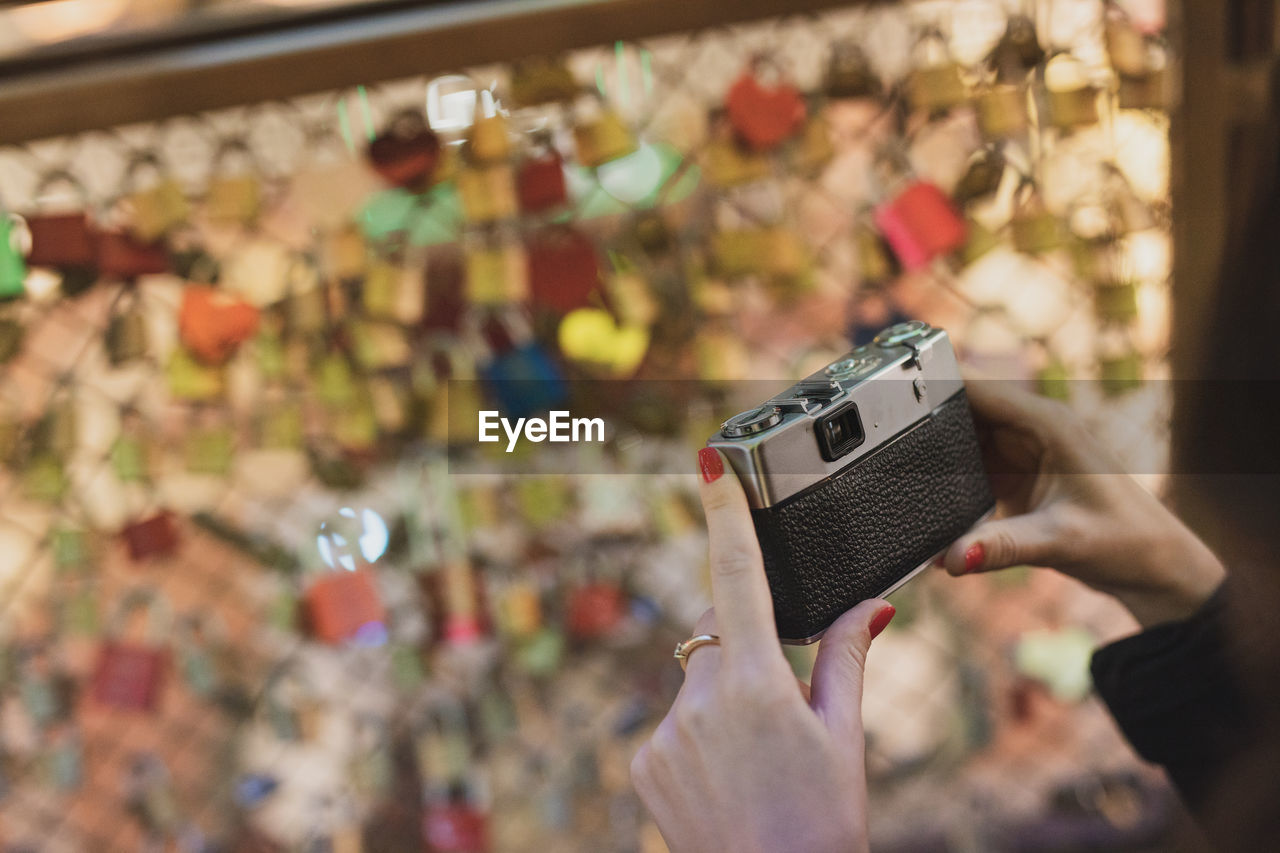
[725,63,806,152]
[367,110,442,189]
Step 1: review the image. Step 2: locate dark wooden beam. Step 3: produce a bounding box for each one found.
[0,0,869,145]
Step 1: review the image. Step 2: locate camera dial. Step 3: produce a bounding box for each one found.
[873,320,931,347]
[721,406,784,438]
[825,354,882,379]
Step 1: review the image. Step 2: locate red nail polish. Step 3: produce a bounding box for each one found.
[869,605,895,639]
[697,447,724,483]
[964,543,985,574]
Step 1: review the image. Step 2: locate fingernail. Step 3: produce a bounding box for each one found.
[697,447,724,483]
[963,543,985,574]
[869,605,896,640]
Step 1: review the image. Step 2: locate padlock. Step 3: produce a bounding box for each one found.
[510,56,580,107]
[32,395,77,459]
[986,14,1044,83]
[423,797,490,853]
[121,511,180,563]
[1095,280,1139,322]
[96,230,170,279]
[725,62,806,152]
[25,213,96,271]
[367,374,411,435]
[566,581,626,641]
[1118,67,1167,111]
[220,238,296,307]
[497,579,542,639]
[606,269,658,328]
[515,476,571,527]
[702,130,772,188]
[1,214,28,300]
[105,297,150,366]
[1011,181,1066,254]
[873,180,967,271]
[257,402,305,450]
[305,559,387,647]
[1099,351,1143,394]
[22,454,67,503]
[361,256,426,324]
[464,232,527,305]
[391,643,427,691]
[178,285,260,366]
[467,112,512,165]
[351,319,411,371]
[516,134,568,213]
[167,347,226,401]
[424,247,467,333]
[907,30,969,113]
[526,225,602,314]
[418,337,484,445]
[826,41,882,99]
[61,583,100,636]
[954,147,1008,205]
[287,281,330,338]
[975,84,1029,139]
[123,156,190,242]
[1105,6,1152,78]
[790,112,835,176]
[958,217,1002,267]
[476,311,568,421]
[206,139,262,225]
[1043,53,1101,130]
[558,307,650,378]
[91,588,171,712]
[1036,357,1071,401]
[573,105,637,168]
[367,110,442,190]
[329,393,378,453]
[324,225,368,283]
[457,164,518,224]
[51,524,93,573]
[183,412,236,476]
[855,224,897,287]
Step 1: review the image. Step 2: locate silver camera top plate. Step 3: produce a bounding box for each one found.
[707,322,966,508]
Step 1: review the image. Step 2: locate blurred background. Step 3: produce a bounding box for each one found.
[0,0,1273,850]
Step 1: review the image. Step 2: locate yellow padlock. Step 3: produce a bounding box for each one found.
[457,165,518,224]
[1011,183,1066,254]
[762,227,809,280]
[205,175,261,226]
[510,56,580,107]
[711,229,764,277]
[703,136,772,187]
[128,178,189,242]
[606,271,659,328]
[907,32,969,113]
[324,227,367,283]
[1044,54,1100,130]
[790,114,835,176]
[468,114,512,165]
[573,110,636,168]
[975,84,1029,139]
[464,239,526,305]
[351,320,411,370]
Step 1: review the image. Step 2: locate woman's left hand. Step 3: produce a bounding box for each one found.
[630,448,894,853]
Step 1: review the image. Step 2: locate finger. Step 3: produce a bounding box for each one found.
[941,514,1060,575]
[696,448,780,657]
[962,376,1063,430]
[809,599,893,745]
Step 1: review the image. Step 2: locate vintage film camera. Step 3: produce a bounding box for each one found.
[707,321,994,643]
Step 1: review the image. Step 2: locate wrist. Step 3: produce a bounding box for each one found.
[1113,523,1225,629]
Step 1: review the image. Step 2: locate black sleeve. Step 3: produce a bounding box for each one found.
[1090,584,1256,811]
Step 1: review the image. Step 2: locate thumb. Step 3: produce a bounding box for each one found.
[809,598,894,744]
[941,513,1059,576]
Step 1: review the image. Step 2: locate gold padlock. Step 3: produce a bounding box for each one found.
[510,56,580,107]
[464,236,527,305]
[907,31,969,113]
[351,320,411,370]
[1044,54,1100,130]
[573,109,637,168]
[761,227,809,280]
[1011,182,1065,254]
[468,114,512,165]
[703,135,772,187]
[1118,68,1168,111]
[1094,280,1139,322]
[127,178,189,242]
[975,84,1029,139]
[457,165,518,224]
[790,113,835,176]
[324,227,367,283]
[855,226,895,286]
[206,175,261,226]
[711,229,764,277]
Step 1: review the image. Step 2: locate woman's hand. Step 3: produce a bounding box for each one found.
[939,380,1225,628]
[630,448,893,853]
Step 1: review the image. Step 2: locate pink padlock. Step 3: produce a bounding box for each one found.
[873,181,967,271]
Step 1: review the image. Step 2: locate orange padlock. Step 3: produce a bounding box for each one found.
[178,286,260,366]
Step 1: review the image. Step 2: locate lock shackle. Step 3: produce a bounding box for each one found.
[210,135,263,176]
[32,169,93,214]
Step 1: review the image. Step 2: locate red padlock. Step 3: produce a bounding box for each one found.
[305,569,386,645]
[725,65,807,152]
[122,512,180,563]
[97,231,170,279]
[423,800,490,853]
[525,225,601,314]
[91,589,171,713]
[178,286,261,366]
[516,151,568,213]
[873,181,967,271]
[367,110,441,190]
[566,582,626,640]
[26,213,97,269]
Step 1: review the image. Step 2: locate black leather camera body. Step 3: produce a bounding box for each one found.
[707,321,994,643]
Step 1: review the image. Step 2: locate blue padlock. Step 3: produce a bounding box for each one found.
[475,311,567,421]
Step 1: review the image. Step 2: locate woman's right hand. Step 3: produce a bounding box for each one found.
[939,380,1225,628]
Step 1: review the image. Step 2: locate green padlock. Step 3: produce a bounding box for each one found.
[23,455,67,503]
[168,347,225,401]
[111,432,150,482]
[1100,352,1143,395]
[1094,281,1139,322]
[61,584,101,636]
[1036,359,1071,401]
[51,525,93,573]
[0,215,27,301]
[316,351,359,408]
